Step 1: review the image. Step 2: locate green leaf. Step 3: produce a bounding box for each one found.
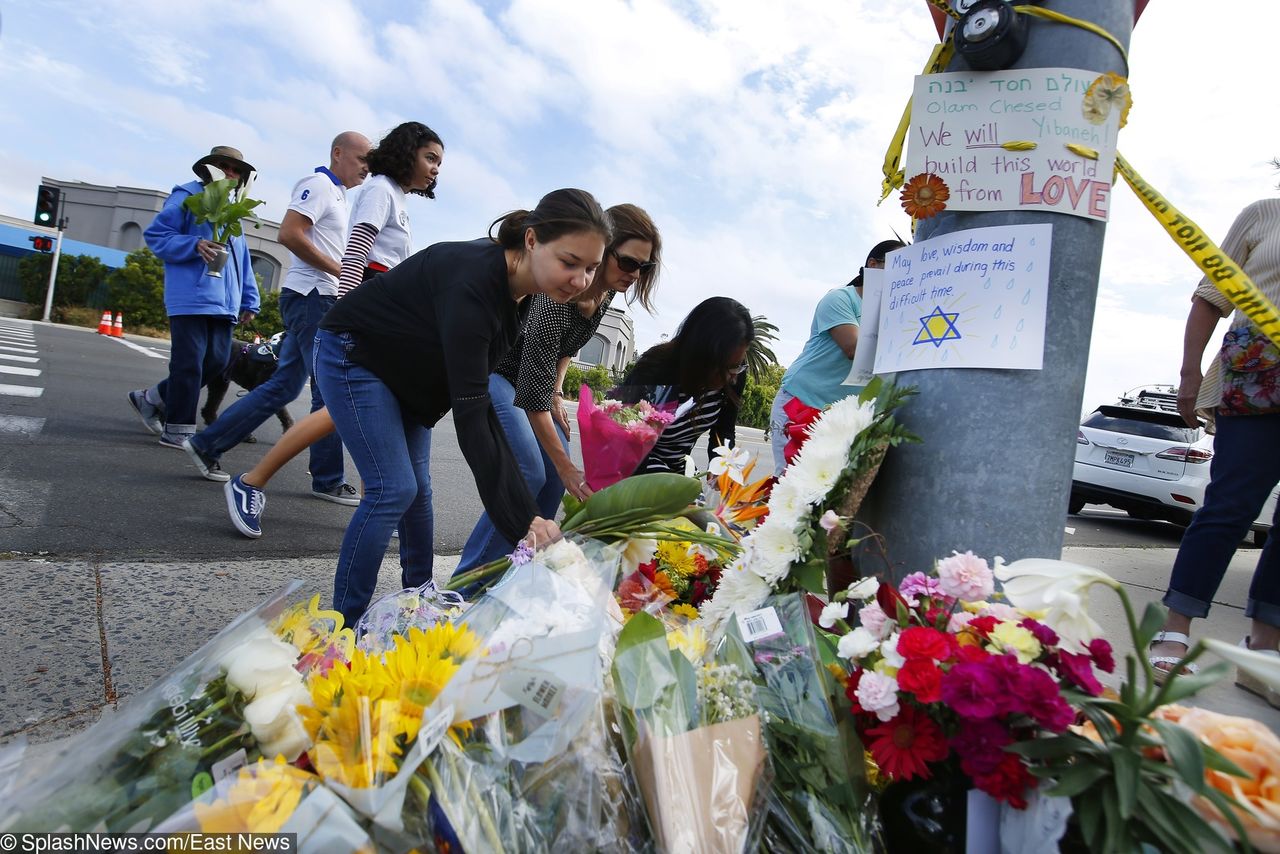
[1008,734,1097,761]
[1135,785,1208,854]
[791,559,826,595]
[1044,761,1109,797]
[1137,600,1168,650]
[1155,661,1232,706]
[1148,719,1206,793]
[560,494,583,520]
[1112,749,1139,819]
[1203,743,1250,779]
[564,473,701,531]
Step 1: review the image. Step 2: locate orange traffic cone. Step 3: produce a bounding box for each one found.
[97,310,113,335]
[111,311,124,338]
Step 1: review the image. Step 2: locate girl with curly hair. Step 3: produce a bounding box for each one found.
[222,122,444,531]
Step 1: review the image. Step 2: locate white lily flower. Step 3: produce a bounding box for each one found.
[818,600,849,629]
[994,558,1119,647]
[205,164,227,184]
[683,455,698,478]
[708,445,750,484]
[1205,638,1280,690]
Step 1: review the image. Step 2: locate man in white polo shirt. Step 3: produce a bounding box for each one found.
[183,131,372,500]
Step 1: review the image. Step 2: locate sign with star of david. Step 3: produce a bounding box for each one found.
[872,223,1051,373]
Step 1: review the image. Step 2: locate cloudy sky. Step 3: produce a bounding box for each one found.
[1,1,1274,414]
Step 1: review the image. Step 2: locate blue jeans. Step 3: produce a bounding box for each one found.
[190,289,343,491]
[313,329,434,625]
[455,374,567,574]
[1165,412,1280,626]
[158,315,234,429]
[769,388,794,477]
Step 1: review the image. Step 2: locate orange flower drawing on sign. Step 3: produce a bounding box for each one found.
[900,173,950,219]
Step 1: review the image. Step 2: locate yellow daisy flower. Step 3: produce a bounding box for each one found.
[656,541,698,578]
[193,756,316,833]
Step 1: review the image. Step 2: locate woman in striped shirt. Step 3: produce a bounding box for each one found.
[616,297,754,475]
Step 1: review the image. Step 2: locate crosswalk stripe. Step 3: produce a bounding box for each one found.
[0,345,38,354]
[0,415,45,434]
[0,365,40,377]
[0,354,39,364]
[0,334,35,342]
[0,384,42,397]
[110,337,167,360]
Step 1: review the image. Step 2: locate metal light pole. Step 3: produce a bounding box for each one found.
[40,217,66,324]
[860,0,1135,577]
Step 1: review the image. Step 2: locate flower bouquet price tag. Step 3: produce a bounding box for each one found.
[499,668,568,717]
[737,606,784,643]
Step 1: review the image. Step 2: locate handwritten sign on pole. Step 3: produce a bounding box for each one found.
[874,224,1052,373]
[904,68,1120,221]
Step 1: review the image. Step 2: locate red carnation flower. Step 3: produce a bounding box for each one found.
[972,751,1037,809]
[845,668,865,715]
[1018,618,1059,648]
[898,626,955,661]
[1087,638,1116,673]
[897,658,943,703]
[865,705,950,781]
[1056,651,1104,696]
[967,615,999,636]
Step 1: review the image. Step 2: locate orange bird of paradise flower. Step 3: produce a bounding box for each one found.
[712,460,773,530]
[900,173,950,220]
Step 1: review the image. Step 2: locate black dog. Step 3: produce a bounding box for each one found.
[201,333,295,444]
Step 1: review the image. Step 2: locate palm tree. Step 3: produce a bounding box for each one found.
[746,313,780,379]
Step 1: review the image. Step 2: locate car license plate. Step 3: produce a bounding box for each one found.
[1104,450,1134,468]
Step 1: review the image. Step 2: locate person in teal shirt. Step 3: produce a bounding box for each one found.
[769,239,904,474]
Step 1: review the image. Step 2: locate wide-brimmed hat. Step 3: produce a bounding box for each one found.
[192,146,256,184]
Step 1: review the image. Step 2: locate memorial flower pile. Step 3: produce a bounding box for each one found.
[700,379,917,633]
[835,551,1113,809]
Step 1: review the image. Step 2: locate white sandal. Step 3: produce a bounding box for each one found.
[1148,631,1198,684]
[1234,636,1280,709]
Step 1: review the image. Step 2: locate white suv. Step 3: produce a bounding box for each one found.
[1069,390,1277,546]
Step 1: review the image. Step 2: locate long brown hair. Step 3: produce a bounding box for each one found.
[636,297,754,399]
[489,188,612,251]
[605,203,661,314]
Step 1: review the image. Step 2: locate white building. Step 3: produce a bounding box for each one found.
[573,305,634,373]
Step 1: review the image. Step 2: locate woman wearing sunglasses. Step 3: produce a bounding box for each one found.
[454,204,662,575]
[615,296,755,475]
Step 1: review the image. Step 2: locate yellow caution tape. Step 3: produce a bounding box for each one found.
[879,39,956,204]
[1116,153,1280,347]
[924,0,959,19]
[1015,6,1129,74]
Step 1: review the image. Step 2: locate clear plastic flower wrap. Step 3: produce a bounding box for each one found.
[421,536,636,851]
[714,593,880,853]
[355,581,466,655]
[155,756,373,852]
[0,582,347,832]
[612,609,772,853]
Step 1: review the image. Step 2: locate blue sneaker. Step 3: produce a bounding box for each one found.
[225,475,266,538]
[183,438,230,482]
[127,389,164,435]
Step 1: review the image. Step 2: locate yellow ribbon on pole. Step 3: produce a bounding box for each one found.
[1115,153,1280,347]
[879,39,956,204]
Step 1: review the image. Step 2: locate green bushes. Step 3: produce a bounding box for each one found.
[562,363,613,401]
[18,253,109,310]
[105,248,166,330]
[738,363,785,432]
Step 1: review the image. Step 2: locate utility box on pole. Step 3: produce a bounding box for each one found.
[861,1,1135,577]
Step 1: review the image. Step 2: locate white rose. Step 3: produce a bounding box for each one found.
[846,577,880,601]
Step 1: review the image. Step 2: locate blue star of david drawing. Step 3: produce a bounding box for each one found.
[913,305,961,348]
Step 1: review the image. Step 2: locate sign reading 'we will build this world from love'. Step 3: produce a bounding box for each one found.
[904,67,1121,222]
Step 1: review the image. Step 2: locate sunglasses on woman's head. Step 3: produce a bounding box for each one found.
[612,248,656,274]
[728,362,749,376]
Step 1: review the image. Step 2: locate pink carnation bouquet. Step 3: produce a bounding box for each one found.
[576,385,684,490]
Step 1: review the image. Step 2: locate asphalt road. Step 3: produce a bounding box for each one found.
[0,318,1241,562]
[0,319,774,561]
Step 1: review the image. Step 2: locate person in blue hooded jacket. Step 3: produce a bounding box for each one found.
[128,146,260,449]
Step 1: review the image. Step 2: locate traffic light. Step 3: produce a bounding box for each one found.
[34,185,60,226]
[27,236,53,253]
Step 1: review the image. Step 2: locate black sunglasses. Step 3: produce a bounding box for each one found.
[612,248,656,274]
